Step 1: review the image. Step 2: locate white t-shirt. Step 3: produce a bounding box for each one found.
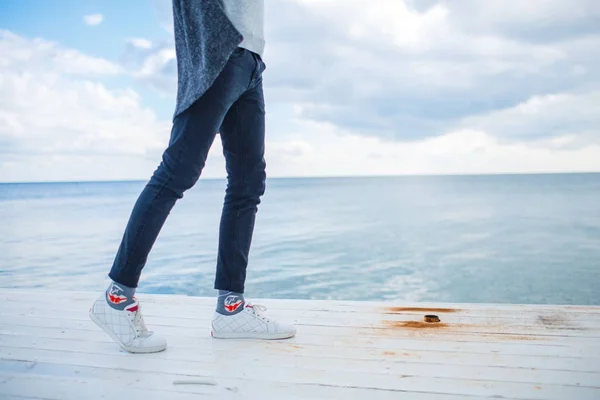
[222,0,265,57]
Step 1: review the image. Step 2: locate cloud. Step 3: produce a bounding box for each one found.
[264,119,600,177]
[440,0,600,43]
[83,14,104,26]
[0,30,121,76]
[0,31,169,182]
[141,0,599,145]
[2,0,600,182]
[120,37,176,95]
[129,38,153,49]
[120,37,178,94]
[262,0,595,141]
[461,91,600,143]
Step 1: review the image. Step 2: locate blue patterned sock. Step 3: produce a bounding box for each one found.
[105,281,136,311]
[216,290,245,315]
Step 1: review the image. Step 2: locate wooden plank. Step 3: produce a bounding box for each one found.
[2,320,599,362]
[153,312,600,337]
[4,313,600,355]
[0,373,217,400]
[0,371,513,400]
[1,347,599,400]
[1,336,599,386]
[5,303,600,333]
[0,359,223,396]
[1,331,597,373]
[4,311,599,343]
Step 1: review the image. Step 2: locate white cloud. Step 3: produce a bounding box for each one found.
[121,0,581,148]
[461,91,600,142]
[2,0,600,182]
[84,14,104,26]
[0,30,121,76]
[120,38,176,94]
[136,0,582,140]
[441,0,600,41]
[131,47,176,91]
[129,38,153,49]
[260,0,587,139]
[264,119,600,178]
[0,32,168,182]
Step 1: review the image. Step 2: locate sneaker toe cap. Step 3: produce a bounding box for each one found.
[275,320,297,336]
[132,333,167,352]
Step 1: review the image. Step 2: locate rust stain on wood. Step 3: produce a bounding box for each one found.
[384,307,460,313]
[382,351,396,356]
[378,321,547,341]
[384,320,450,329]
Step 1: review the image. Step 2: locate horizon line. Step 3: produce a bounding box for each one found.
[1,170,599,185]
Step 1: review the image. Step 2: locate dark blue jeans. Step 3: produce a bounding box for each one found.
[109,48,266,293]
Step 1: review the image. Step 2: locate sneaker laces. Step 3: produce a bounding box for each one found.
[128,304,150,337]
[247,303,272,322]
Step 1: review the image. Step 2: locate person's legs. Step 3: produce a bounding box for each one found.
[108,49,253,289]
[91,48,256,353]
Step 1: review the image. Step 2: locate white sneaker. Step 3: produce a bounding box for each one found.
[211,302,296,340]
[89,295,167,353]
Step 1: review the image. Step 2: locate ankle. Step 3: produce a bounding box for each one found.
[106,281,136,310]
[216,290,245,315]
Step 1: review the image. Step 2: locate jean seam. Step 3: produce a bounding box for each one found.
[229,101,244,291]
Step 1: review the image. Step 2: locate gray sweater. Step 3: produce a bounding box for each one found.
[171,0,243,119]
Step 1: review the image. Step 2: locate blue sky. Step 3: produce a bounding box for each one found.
[0,0,174,120]
[1,0,599,182]
[1,1,162,59]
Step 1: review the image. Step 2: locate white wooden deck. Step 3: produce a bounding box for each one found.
[0,290,599,400]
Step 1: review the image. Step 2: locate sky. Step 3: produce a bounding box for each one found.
[0,0,599,182]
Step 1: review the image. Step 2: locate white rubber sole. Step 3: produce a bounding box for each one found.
[211,329,296,340]
[89,309,167,354]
